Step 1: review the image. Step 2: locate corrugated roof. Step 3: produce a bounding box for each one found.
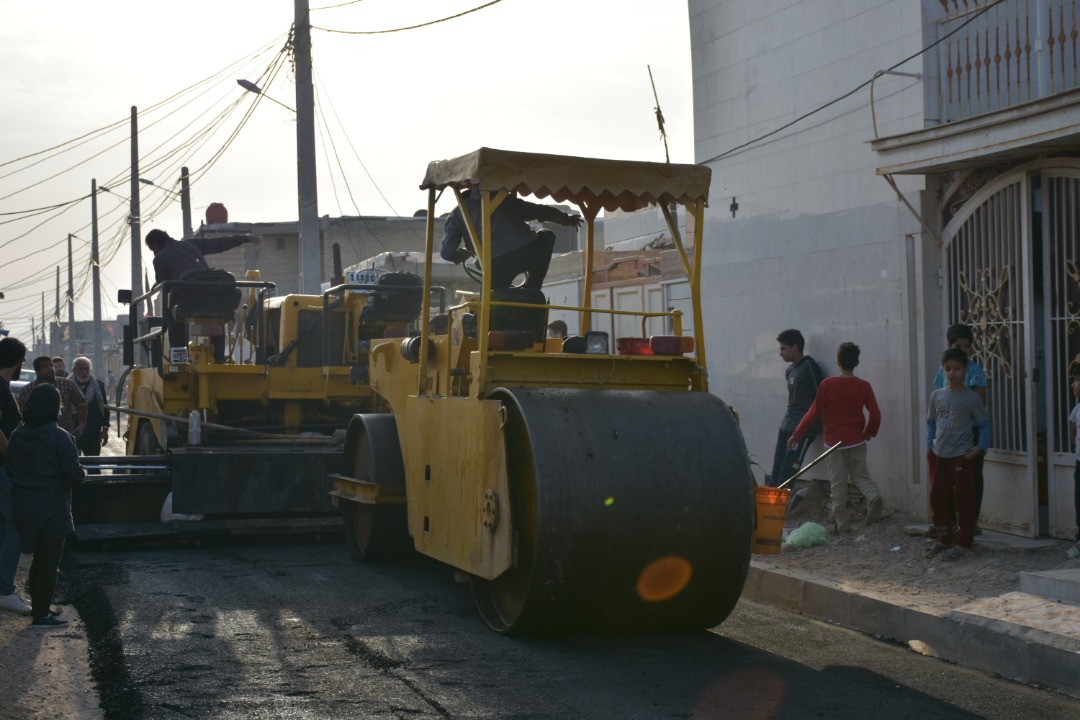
[419,147,710,212]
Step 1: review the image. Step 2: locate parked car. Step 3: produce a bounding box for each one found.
[10,368,35,396]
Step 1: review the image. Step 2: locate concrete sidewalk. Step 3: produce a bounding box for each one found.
[743,551,1080,697]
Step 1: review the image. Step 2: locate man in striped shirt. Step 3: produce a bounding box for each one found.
[17,356,86,440]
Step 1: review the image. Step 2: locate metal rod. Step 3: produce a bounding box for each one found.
[105,404,331,442]
[776,441,843,489]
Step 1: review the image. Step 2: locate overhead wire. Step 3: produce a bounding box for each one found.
[312,77,402,264]
[699,0,1008,166]
[0,34,286,223]
[314,65,399,216]
[1,25,379,336]
[1,34,291,328]
[312,0,504,35]
[0,40,289,328]
[311,0,368,10]
[0,197,90,217]
[0,34,286,177]
[313,82,374,261]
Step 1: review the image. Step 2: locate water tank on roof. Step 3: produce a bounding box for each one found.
[206,203,228,224]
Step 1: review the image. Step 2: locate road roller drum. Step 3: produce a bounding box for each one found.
[471,388,753,633]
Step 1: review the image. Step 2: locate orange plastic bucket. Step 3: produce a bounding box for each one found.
[752,486,789,554]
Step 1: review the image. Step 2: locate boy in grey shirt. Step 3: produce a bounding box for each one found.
[926,348,991,560]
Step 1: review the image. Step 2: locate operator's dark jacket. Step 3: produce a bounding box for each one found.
[153,234,248,284]
[75,377,109,444]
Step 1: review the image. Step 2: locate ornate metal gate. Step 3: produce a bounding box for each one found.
[944,161,1080,539]
[1044,166,1080,538]
[942,171,1038,537]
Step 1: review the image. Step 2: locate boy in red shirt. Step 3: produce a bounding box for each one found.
[790,342,883,532]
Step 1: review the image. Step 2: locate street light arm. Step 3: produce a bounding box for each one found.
[237,78,295,113]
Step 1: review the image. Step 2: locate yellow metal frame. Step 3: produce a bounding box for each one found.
[361,149,714,576]
[123,284,397,454]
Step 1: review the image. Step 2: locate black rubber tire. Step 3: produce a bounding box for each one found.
[342,420,410,563]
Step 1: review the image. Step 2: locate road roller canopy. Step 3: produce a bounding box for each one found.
[419,147,711,213]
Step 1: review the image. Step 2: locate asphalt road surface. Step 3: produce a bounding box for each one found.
[60,539,1080,720]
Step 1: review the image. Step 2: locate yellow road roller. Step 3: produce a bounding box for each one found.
[331,148,753,633]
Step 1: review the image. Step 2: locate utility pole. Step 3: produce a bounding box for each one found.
[53,267,60,357]
[181,166,193,238]
[92,179,104,375]
[130,106,143,348]
[295,0,321,294]
[40,293,45,356]
[67,233,75,364]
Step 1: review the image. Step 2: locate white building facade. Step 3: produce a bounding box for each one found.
[691,0,1080,538]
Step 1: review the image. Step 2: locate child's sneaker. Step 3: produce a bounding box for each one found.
[865,497,884,525]
[942,545,974,561]
[924,542,950,558]
[1066,543,1080,560]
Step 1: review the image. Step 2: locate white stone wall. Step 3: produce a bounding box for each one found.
[691,0,941,513]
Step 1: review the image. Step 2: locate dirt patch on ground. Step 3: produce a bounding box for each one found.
[753,480,1080,616]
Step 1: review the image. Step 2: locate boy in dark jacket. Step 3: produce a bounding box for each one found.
[6,385,85,626]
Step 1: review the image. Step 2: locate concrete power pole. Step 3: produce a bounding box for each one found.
[52,267,59,357]
[130,107,142,348]
[91,179,104,374]
[181,166,193,238]
[67,233,75,364]
[295,0,321,294]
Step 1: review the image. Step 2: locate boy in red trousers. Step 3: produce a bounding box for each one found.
[926,348,992,560]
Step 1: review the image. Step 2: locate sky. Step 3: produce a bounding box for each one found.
[0,0,694,342]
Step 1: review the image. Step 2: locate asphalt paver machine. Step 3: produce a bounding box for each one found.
[76,267,438,542]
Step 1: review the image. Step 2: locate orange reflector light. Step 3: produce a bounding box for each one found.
[649,335,695,355]
[636,554,693,602]
[616,337,653,356]
[487,330,533,350]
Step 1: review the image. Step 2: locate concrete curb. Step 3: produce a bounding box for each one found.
[743,562,1080,698]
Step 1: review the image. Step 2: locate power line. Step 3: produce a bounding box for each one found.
[313,65,399,215]
[312,0,504,35]
[311,0,368,10]
[699,0,1008,166]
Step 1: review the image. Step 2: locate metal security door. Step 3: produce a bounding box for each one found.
[1043,166,1080,539]
[942,172,1038,537]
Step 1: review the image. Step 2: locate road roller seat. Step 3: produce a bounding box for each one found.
[489,287,548,345]
[170,269,241,322]
[365,272,424,324]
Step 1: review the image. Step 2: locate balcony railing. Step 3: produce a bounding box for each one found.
[938,0,1080,122]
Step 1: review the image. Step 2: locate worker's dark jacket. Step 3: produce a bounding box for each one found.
[74,377,109,442]
[153,235,248,283]
[6,421,85,553]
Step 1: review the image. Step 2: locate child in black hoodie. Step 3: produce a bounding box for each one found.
[6,384,85,626]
